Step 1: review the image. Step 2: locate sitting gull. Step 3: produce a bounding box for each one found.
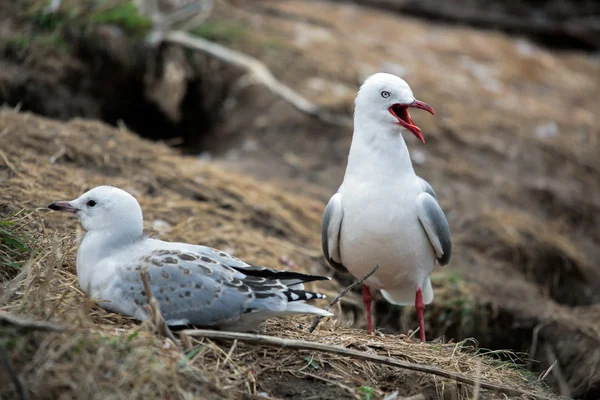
[321,73,452,342]
[48,185,333,330]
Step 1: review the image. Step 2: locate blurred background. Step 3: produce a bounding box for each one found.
[0,0,599,398]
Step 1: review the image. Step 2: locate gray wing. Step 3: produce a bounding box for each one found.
[321,192,347,273]
[416,180,452,266]
[115,248,324,327]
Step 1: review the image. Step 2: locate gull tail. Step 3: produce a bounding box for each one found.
[283,288,333,316]
[285,301,333,316]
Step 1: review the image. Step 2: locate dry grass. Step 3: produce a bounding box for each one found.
[0,109,551,399]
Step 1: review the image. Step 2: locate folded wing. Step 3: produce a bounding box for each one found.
[321,192,347,273]
[416,178,452,266]
[114,247,331,327]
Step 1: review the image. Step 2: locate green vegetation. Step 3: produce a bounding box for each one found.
[177,345,204,368]
[357,385,375,400]
[89,2,152,35]
[189,21,249,44]
[13,1,253,52]
[303,355,319,369]
[12,1,152,51]
[431,270,477,322]
[0,211,32,271]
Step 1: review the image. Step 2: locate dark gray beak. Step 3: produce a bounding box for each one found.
[48,201,79,213]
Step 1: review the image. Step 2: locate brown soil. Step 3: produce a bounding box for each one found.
[0,110,548,400]
[1,0,599,398]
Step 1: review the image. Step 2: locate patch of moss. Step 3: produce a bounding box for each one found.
[90,2,151,36]
[20,1,151,51]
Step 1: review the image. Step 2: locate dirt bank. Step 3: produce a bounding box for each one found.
[0,109,551,399]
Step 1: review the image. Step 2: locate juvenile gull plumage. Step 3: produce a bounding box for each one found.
[322,73,452,342]
[48,185,333,331]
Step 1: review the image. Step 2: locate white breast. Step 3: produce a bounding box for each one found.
[339,177,436,292]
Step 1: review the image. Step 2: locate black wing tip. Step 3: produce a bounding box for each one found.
[232,264,331,283]
[438,250,452,266]
[304,274,332,281]
[438,256,450,266]
[437,242,452,266]
[440,237,452,266]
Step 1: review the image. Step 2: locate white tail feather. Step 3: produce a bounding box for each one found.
[380,277,434,305]
[285,301,334,316]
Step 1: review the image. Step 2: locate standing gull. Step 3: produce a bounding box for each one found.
[322,73,452,342]
[48,185,333,330]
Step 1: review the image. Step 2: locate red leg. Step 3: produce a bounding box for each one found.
[415,288,425,342]
[362,284,373,333]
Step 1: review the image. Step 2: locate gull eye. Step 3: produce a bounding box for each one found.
[381,91,391,98]
[87,200,97,208]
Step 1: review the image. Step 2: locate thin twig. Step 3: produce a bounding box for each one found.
[166,0,215,31]
[308,264,380,333]
[139,270,178,345]
[0,149,27,180]
[528,322,548,371]
[471,358,482,400]
[139,0,350,126]
[543,343,570,398]
[538,360,557,382]
[162,31,352,127]
[222,339,237,370]
[0,311,65,332]
[135,281,225,399]
[180,332,193,351]
[0,347,28,400]
[180,329,544,398]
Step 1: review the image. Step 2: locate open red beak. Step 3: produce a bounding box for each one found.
[388,100,435,144]
[48,201,79,213]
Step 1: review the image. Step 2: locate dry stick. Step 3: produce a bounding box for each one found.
[471,358,482,400]
[538,360,557,382]
[180,329,542,398]
[308,264,380,333]
[0,347,28,400]
[543,343,570,398]
[528,322,548,371]
[0,311,65,332]
[138,273,230,395]
[143,0,214,36]
[139,270,178,345]
[180,331,194,351]
[165,0,214,31]
[140,0,349,126]
[162,31,352,128]
[0,149,27,180]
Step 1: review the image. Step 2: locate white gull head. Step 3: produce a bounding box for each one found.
[48,185,143,238]
[354,73,434,144]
